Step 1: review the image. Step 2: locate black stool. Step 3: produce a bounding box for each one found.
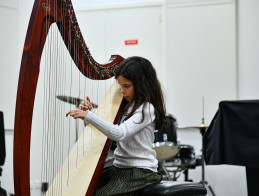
[138,181,207,196]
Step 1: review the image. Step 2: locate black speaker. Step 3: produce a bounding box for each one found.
[0,111,6,166]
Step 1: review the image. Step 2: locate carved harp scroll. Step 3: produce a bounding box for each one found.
[13,0,124,195]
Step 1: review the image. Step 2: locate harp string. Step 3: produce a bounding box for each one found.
[55,0,64,193]
[39,1,67,193]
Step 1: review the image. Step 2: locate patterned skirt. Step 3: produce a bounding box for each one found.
[94,166,162,196]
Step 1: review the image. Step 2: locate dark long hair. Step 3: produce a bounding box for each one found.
[115,56,167,130]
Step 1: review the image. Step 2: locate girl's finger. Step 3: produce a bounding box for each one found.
[79,104,84,110]
[66,111,72,117]
[86,96,91,103]
[66,109,79,116]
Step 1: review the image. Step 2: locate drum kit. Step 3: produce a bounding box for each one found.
[153,115,216,196]
[152,115,198,181]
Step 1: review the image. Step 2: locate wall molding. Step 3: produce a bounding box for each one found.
[167,0,236,8]
[75,0,165,12]
[74,0,236,12]
[0,2,18,10]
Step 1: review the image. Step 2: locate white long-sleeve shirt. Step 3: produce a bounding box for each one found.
[84,102,158,172]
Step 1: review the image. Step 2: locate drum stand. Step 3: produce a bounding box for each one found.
[198,125,216,196]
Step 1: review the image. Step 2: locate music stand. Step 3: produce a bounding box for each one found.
[204,100,259,196]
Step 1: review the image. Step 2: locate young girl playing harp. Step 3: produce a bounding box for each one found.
[66,56,168,196]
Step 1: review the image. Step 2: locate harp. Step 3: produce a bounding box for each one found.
[13,0,125,195]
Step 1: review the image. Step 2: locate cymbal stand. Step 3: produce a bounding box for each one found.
[196,97,216,195]
[199,125,216,196]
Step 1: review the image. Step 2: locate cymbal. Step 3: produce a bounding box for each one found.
[56,95,98,108]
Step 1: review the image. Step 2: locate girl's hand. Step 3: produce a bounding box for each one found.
[79,96,92,111]
[66,109,88,120]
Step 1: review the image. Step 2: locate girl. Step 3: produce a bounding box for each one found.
[66,56,168,196]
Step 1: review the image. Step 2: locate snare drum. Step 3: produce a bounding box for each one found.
[153,142,179,160]
[153,115,180,160]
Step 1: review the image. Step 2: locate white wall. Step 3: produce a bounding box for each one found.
[0,0,18,194]
[238,0,259,99]
[166,0,237,127]
[0,0,19,129]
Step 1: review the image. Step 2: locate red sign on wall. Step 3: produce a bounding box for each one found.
[125,40,138,45]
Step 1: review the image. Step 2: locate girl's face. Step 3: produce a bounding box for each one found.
[117,76,134,102]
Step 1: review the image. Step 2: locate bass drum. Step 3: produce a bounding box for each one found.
[153,114,180,160]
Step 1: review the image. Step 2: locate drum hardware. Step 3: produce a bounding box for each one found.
[159,161,195,182]
[185,123,216,196]
[160,144,198,182]
[158,161,174,181]
[158,161,183,181]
